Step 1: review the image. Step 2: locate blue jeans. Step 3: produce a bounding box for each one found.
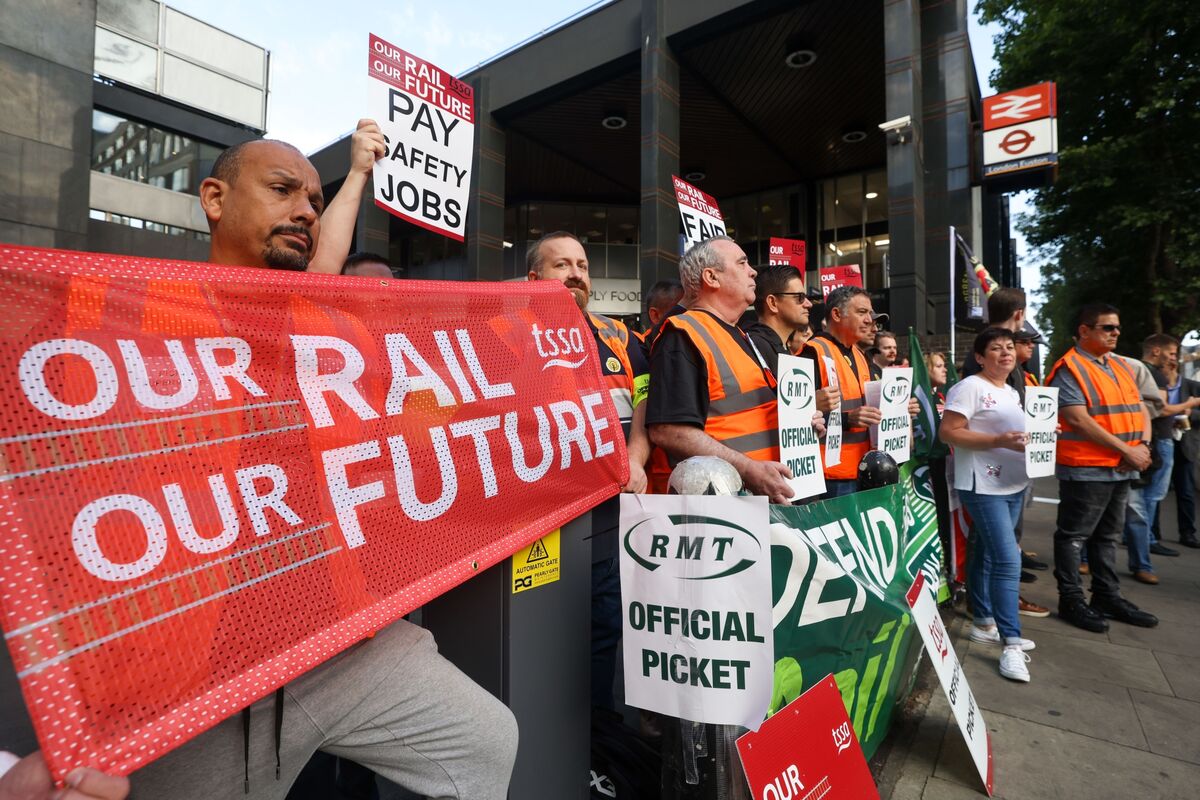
[1125,438,1175,572]
[962,488,1025,644]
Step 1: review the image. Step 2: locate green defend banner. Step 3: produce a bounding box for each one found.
[768,462,942,758]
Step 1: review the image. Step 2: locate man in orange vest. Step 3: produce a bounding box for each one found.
[646,237,802,504]
[526,231,649,710]
[1046,303,1158,632]
[803,286,919,499]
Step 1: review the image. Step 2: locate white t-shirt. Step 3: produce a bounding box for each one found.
[944,374,1029,495]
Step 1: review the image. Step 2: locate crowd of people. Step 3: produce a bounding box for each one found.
[2,117,1195,798]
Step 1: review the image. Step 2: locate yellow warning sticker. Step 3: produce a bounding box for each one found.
[511,529,561,593]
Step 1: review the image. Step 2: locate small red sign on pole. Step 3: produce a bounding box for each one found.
[818,264,864,298]
[768,238,806,269]
[737,674,879,800]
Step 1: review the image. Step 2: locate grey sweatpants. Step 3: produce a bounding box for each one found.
[129,620,517,799]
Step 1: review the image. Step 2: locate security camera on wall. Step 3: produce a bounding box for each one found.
[878,115,912,145]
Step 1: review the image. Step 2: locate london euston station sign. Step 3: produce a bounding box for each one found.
[981,82,1058,181]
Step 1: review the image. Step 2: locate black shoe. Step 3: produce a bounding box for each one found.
[1180,537,1200,549]
[1150,543,1180,557]
[1058,600,1109,633]
[1020,570,1037,583]
[1022,552,1050,571]
[1090,596,1159,628]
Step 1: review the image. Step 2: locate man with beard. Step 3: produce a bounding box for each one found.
[526,231,650,710]
[142,137,518,799]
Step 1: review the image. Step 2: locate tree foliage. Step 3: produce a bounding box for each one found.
[977,0,1200,358]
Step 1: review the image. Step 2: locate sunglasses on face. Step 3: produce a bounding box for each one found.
[1091,324,1121,333]
[772,293,809,301]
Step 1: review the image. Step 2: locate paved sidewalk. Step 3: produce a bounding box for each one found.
[878,478,1200,799]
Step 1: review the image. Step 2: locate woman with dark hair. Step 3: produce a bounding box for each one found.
[940,327,1036,683]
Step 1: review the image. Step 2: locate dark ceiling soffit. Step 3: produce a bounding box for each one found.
[491,52,640,122]
[666,0,813,52]
[674,54,808,178]
[92,80,262,148]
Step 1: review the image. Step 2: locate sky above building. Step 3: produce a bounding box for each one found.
[167,0,1040,316]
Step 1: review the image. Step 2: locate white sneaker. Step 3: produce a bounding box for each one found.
[999,645,1031,682]
[969,625,1036,650]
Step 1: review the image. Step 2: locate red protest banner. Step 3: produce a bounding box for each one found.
[737,674,879,800]
[818,264,864,298]
[768,238,806,270]
[0,246,626,779]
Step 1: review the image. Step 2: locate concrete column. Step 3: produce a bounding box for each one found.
[884,0,927,334]
[0,0,97,249]
[466,75,507,281]
[920,0,973,334]
[639,0,681,323]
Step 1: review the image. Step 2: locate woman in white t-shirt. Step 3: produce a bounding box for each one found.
[940,328,1035,683]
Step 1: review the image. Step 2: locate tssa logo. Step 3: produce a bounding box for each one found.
[530,323,586,370]
[623,514,760,580]
[831,721,853,754]
[1026,395,1056,421]
[779,369,814,409]
[882,375,911,403]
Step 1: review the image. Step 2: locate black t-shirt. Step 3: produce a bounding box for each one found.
[646,310,764,429]
[742,321,786,376]
[1146,362,1173,440]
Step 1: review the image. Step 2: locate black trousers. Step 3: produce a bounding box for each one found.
[1053,479,1129,604]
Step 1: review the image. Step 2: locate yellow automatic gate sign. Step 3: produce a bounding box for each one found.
[511,529,561,593]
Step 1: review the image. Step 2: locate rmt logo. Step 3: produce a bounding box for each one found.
[779,368,814,409]
[882,375,911,404]
[1027,395,1056,421]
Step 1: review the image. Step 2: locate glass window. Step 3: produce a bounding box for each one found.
[92,109,223,196]
[864,170,887,224]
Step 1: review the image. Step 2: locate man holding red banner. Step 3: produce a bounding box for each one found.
[67,135,516,800]
[646,237,799,504]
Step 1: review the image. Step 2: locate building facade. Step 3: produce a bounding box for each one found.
[0,0,267,263]
[312,0,1015,334]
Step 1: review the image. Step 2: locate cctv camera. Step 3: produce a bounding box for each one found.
[878,116,911,133]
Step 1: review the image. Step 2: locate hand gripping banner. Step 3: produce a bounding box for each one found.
[0,246,627,779]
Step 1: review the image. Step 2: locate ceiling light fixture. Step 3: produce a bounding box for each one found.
[865,191,879,199]
[601,114,627,130]
[785,49,817,69]
[841,130,868,144]
[684,170,707,183]
[874,238,890,246]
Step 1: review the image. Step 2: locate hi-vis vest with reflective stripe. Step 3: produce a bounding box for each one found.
[1024,370,1039,387]
[806,335,871,480]
[662,310,780,462]
[1045,348,1145,467]
[589,312,636,423]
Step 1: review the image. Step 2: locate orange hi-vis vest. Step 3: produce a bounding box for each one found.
[589,312,636,423]
[661,310,780,463]
[1024,370,1039,387]
[806,334,871,480]
[1046,347,1146,467]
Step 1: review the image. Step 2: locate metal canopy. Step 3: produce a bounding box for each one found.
[497,0,885,205]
